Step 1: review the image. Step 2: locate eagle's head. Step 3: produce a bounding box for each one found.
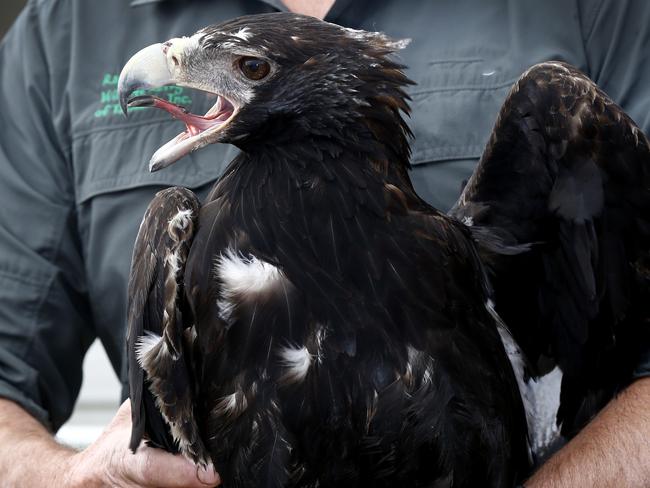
[118,13,412,171]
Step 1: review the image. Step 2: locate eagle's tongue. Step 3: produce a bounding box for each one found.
[127,95,232,136]
[126,93,236,172]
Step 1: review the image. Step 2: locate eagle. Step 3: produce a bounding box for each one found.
[117,12,649,488]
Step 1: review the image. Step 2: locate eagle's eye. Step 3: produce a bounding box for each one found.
[238,57,270,80]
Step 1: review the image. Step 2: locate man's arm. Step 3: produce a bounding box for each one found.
[525,377,650,487]
[0,398,220,487]
[0,399,76,487]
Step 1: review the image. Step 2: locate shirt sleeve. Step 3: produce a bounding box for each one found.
[0,0,95,430]
[578,0,650,379]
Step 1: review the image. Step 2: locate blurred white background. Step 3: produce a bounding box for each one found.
[55,341,122,448]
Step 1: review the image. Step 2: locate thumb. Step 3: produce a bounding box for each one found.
[111,399,133,427]
[130,445,221,487]
[113,399,221,486]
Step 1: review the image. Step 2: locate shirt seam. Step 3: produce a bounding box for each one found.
[0,267,51,288]
[576,0,606,76]
[26,1,53,108]
[583,0,607,45]
[409,78,517,96]
[29,0,56,9]
[71,117,176,141]
[0,266,56,416]
[77,172,219,203]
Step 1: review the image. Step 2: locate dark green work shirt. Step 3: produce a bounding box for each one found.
[1,0,649,431]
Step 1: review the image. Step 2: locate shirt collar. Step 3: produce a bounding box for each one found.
[130,0,164,6]
[130,0,292,7]
[128,0,351,20]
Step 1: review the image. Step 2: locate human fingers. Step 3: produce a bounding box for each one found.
[73,399,220,487]
[122,443,220,487]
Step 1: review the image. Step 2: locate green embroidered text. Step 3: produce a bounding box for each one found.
[94,73,193,118]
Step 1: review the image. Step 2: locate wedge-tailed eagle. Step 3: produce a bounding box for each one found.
[117,12,649,488]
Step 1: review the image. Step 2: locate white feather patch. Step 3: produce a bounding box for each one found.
[315,324,327,363]
[279,345,312,384]
[165,250,181,276]
[169,422,195,460]
[219,41,239,50]
[215,249,286,297]
[216,298,236,325]
[461,216,474,227]
[341,27,368,40]
[214,390,248,418]
[488,300,562,456]
[388,38,411,50]
[341,27,410,50]
[422,363,434,385]
[232,27,253,41]
[135,333,162,367]
[135,331,208,465]
[168,208,193,233]
[527,367,562,454]
[402,346,435,389]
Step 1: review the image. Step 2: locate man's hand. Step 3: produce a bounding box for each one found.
[0,398,220,487]
[525,376,650,487]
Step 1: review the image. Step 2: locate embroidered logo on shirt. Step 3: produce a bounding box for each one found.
[94,73,193,118]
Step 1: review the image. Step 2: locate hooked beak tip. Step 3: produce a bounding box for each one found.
[117,42,173,118]
[120,96,129,117]
[117,77,140,118]
[149,159,163,173]
[117,78,130,117]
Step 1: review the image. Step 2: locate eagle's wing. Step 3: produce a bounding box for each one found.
[450,62,650,437]
[126,187,209,464]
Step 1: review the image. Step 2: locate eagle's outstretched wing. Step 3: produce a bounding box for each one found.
[451,62,650,437]
[126,186,209,464]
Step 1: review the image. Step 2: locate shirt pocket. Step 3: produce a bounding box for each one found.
[71,118,235,205]
[404,57,520,209]
[407,57,518,166]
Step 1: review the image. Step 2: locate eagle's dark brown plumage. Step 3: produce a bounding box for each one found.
[451,62,650,438]
[119,13,649,488]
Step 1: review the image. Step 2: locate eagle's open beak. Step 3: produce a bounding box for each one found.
[118,41,236,172]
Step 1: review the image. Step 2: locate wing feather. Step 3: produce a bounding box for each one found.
[451,62,650,436]
[126,186,209,463]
